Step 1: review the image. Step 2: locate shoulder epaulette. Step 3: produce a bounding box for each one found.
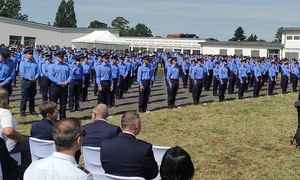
[77,165,90,174]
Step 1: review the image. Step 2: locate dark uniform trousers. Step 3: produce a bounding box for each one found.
[192,79,203,104]
[20,79,36,113]
[69,79,82,110]
[189,76,194,93]
[238,77,247,99]
[125,71,132,92]
[245,73,251,92]
[219,79,228,102]
[292,74,299,92]
[182,70,189,88]
[167,79,179,107]
[139,80,151,112]
[81,74,90,101]
[50,83,68,119]
[98,80,110,105]
[40,76,51,101]
[213,76,219,96]
[249,71,254,87]
[268,76,276,95]
[109,78,118,105]
[205,69,213,90]
[253,76,262,97]
[228,72,236,94]
[117,76,126,99]
[281,75,289,94]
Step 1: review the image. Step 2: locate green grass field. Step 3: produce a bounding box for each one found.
[13,92,300,180]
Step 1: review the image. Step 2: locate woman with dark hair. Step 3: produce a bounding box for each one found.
[160,146,195,180]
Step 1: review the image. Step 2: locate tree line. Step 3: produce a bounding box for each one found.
[0,0,284,40]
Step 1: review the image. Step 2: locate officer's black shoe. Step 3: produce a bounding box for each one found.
[108,104,112,108]
[294,100,300,108]
[111,103,118,107]
[30,111,38,115]
[121,96,125,99]
[69,110,74,112]
[20,112,26,117]
[76,108,83,111]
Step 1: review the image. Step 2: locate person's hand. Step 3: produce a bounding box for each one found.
[169,83,173,88]
[240,81,243,84]
[140,86,144,91]
[110,86,113,91]
[194,82,197,86]
[221,82,223,85]
[82,84,85,88]
[0,83,3,88]
[123,76,126,79]
[98,87,102,91]
[117,83,120,86]
[11,82,14,87]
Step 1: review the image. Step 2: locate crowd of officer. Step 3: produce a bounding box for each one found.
[0,44,298,118]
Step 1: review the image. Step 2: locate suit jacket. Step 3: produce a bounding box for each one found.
[100,132,158,180]
[82,120,121,147]
[30,118,55,140]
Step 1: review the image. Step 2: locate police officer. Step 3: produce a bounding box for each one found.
[19,48,40,117]
[69,55,84,112]
[281,62,290,94]
[204,57,214,91]
[253,60,263,98]
[268,61,277,95]
[137,56,153,113]
[0,48,15,97]
[189,60,196,93]
[40,53,53,101]
[181,58,190,88]
[228,57,237,94]
[81,55,92,102]
[191,59,204,105]
[48,51,72,119]
[96,55,113,106]
[93,54,102,96]
[218,59,229,102]
[213,62,220,96]
[166,57,180,108]
[109,56,120,108]
[238,59,248,99]
[117,57,127,99]
[292,61,300,92]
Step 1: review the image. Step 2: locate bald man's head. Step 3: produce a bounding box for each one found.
[92,104,108,120]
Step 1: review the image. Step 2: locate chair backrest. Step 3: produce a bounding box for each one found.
[152,146,171,166]
[0,130,22,165]
[29,137,56,161]
[104,174,145,180]
[82,146,105,180]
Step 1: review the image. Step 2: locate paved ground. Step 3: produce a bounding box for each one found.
[9,70,294,117]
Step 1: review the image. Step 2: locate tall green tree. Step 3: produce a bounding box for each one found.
[88,20,107,28]
[0,0,28,20]
[273,27,283,43]
[132,23,152,37]
[247,33,258,42]
[229,26,246,41]
[54,0,77,27]
[111,17,130,36]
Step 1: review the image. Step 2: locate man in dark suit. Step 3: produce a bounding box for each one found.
[82,104,121,147]
[30,101,81,163]
[100,111,158,180]
[30,101,58,140]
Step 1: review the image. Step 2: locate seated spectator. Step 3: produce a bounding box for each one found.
[30,101,81,163]
[0,137,28,180]
[82,104,121,147]
[101,111,158,180]
[24,118,93,180]
[160,146,195,180]
[0,89,31,164]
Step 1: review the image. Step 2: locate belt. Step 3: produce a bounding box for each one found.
[196,79,203,80]
[170,79,179,81]
[101,80,110,82]
[73,79,82,82]
[142,79,150,81]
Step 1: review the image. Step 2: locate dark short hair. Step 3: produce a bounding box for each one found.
[53,118,82,151]
[39,101,57,118]
[160,146,195,180]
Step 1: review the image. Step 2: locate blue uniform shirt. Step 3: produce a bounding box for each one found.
[269,66,276,80]
[70,62,84,82]
[96,63,113,87]
[137,64,154,86]
[118,63,127,77]
[0,60,15,85]
[238,66,248,81]
[191,64,204,83]
[218,66,229,82]
[166,65,180,84]
[19,58,40,81]
[82,62,92,79]
[111,63,120,83]
[213,66,219,79]
[254,66,263,80]
[41,61,53,77]
[48,62,72,85]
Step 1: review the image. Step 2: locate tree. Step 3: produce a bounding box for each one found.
[53,0,77,28]
[207,38,219,42]
[88,20,107,28]
[0,0,28,20]
[247,34,258,42]
[258,39,266,42]
[273,27,283,43]
[132,23,152,37]
[229,26,246,41]
[111,17,130,36]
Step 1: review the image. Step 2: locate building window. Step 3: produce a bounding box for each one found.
[251,50,259,57]
[183,49,191,54]
[220,49,227,56]
[192,50,200,55]
[285,52,299,59]
[294,36,300,40]
[234,49,243,56]
[9,35,22,45]
[287,36,293,40]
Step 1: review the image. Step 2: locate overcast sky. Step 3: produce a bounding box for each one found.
[20,0,300,41]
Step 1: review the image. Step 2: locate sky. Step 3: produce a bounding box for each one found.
[20,0,300,41]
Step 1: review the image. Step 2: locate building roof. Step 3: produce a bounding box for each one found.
[201,41,284,48]
[281,27,300,32]
[166,33,198,38]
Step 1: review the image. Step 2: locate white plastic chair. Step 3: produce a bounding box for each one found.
[152,145,171,180]
[0,163,3,180]
[0,130,21,165]
[104,173,145,180]
[82,146,104,180]
[29,137,56,161]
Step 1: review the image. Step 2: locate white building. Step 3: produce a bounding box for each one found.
[281,27,300,59]
[0,16,119,47]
